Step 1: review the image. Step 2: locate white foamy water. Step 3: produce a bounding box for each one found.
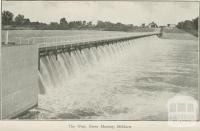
[36,36,198,120]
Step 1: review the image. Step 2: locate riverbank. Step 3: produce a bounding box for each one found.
[184,29,198,37]
[2,25,156,32]
[161,27,197,40]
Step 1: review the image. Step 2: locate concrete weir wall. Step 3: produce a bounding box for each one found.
[1,44,38,119]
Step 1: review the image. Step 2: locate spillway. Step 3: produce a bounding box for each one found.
[32,35,198,120]
[39,38,134,94]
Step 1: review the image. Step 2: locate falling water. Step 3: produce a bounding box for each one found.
[39,39,134,93]
[35,35,198,120]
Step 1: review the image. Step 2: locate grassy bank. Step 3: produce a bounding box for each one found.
[161,27,197,40]
[184,29,198,37]
[163,27,198,37]
[3,25,156,33]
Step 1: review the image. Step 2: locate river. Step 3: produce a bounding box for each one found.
[27,35,199,120]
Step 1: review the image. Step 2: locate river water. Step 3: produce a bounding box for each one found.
[32,35,198,120]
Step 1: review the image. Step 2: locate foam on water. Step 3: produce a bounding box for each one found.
[36,35,198,120]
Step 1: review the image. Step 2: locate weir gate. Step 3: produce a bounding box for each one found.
[1,31,161,119]
[38,32,161,70]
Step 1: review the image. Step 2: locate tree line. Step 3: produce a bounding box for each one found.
[176,17,198,36]
[2,10,138,31]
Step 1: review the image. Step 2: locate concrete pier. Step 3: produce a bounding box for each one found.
[1,44,38,119]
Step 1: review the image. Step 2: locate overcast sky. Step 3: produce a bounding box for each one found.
[2,1,199,26]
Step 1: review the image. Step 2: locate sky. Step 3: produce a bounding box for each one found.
[2,1,199,26]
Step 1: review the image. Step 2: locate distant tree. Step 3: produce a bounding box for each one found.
[60,18,67,25]
[141,23,145,28]
[31,21,41,26]
[103,21,113,29]
[176,17,198,37]
[23,18,31,25]
[49,22,59,29]
[193,17,198,29]
[86,21,93,28]
[31,21,48,29]
[96,20,134,31]
[15,14,25,25]
[1,10,139,31]
[68,21,75,28]
[183,20,195,30]
[2,11,14,25]
[60,18,68,29]
[96,20,105,28]
[82,20,86,26]
[75,21,82,28]
[177,22,184,29]
[177,18,198,30]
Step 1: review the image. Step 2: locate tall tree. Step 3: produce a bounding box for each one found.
[15,14,25,25]
[60,18,68,29]
[60,18,67,25]
[2,11,14,25]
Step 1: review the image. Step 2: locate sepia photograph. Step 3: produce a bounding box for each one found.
[0,0,199,122]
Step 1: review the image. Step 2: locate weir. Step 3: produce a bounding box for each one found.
[38,32,161,70]
[1,31,161,119]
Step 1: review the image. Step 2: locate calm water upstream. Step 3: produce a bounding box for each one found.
[31,35,198,120]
